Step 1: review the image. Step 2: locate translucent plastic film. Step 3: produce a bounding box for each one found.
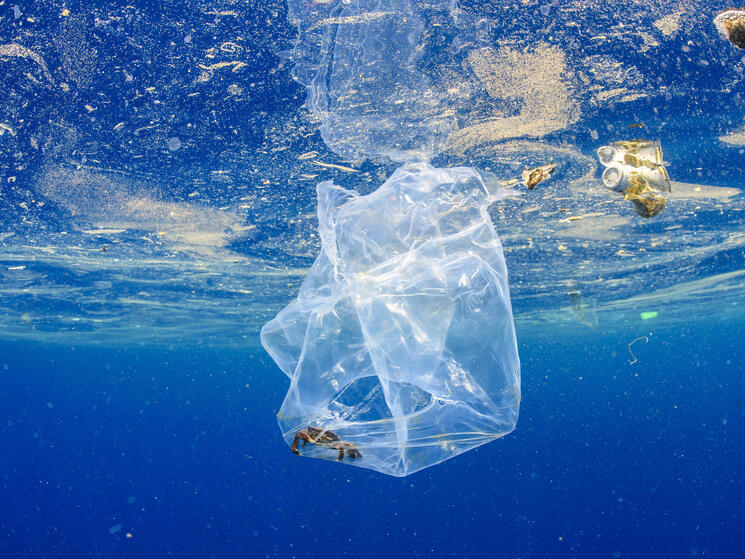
[261,165,521,476]
[285,0,455,162]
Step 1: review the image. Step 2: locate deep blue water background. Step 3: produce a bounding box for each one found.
[2,318,743,558]
[3,1,745,557]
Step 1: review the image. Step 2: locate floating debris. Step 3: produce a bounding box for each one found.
[627,336,649,365]
[197,61,246,72]
[521,163,556,190]
[167,137,182,152]
[714,9,745,49]
[568,287,598,328]
[0,43,54,84]
[0,123,16,136]
[312,160,359,173]
[596,140,671,218]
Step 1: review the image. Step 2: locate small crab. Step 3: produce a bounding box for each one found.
[291,426,362,461]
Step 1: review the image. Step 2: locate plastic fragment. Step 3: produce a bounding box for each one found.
[596,140,671,218]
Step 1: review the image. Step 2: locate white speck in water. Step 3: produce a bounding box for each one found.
[184,35,192,43]
[46,402,54,409]
[13,5,21,19]
[109,524,122,534]
[167,137,182,152]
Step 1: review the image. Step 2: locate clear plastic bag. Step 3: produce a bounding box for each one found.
[285,0,455,162]
[261,164,521,476]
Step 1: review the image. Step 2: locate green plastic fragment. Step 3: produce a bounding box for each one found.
[640,311,658,320]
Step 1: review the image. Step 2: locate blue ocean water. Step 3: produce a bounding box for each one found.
[3,0,745,557]
[3,320,744,557]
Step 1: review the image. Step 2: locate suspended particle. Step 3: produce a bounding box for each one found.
[167,137,182,152]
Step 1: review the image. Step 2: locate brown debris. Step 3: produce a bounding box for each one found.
[715,9,745,49]
[624,174,668,218]
[521,163,557,190]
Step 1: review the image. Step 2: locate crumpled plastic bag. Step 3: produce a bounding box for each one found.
[261,164,521,476]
